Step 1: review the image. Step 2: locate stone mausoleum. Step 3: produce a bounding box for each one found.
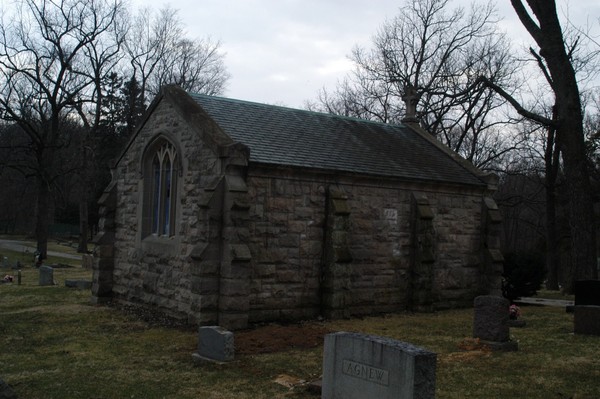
[92,85,503,330]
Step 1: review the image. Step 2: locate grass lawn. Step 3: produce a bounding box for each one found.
[1,263,599,398]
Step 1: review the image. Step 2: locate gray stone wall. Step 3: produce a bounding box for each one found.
[246,173,327,322]
[245,167,487,323]
[109,98,226,322]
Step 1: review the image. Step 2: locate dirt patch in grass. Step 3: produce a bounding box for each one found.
[235,322,332,355]
[108,301,331,355]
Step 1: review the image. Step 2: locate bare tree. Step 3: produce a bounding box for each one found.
[309,0,522,170]
[124,6,229,108]
[0,0,124,259]
[151,37,229,96]
[124,6,180,107]
[481,0,599,291]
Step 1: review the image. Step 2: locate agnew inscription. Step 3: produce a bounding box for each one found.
[342,359,389,386]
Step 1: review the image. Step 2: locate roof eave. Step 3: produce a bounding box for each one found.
[401,121,497,192]
[247,160,488,189]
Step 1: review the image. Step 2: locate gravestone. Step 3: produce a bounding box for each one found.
[473,295,518,351]
[39,265,54,286]
[573,280,600,335]
[322,331,436,399]
[574,306,600,335]
[192,326,234,364]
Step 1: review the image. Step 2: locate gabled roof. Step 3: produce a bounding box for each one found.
[188,92,485,187]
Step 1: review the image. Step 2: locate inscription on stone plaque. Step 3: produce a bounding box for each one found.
[384,208,398,222]
[342,359,389,386]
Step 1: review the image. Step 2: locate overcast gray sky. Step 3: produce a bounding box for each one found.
[134,0,599,108]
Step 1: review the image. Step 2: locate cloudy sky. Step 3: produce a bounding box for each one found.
[133,0,599,108]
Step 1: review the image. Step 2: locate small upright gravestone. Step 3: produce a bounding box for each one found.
[39,265,54,286]
[322,332,436,399]
[192,326,234,364]
[573,280,600,336]
[473,295,518,351]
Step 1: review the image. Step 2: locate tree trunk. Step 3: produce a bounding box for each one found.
[545,183,560,290]
[511,0,598,293]
[560,129,598,292]
[78,199,89,253]
[554,62,598,292]
[35,176,50,262]
[545,112,560,291]
[78,145,89,253]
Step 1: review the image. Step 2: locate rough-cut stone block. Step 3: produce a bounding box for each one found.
[574,305,600,336]
[220,262,249,280]
[219,295,249,311]
[189,242,209,260]
[473,295,509,342]
[219,279,250,296]
[39,265,54,286]
[322,332,436,399]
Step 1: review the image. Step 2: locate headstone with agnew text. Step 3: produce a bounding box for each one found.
[322,331,436,399]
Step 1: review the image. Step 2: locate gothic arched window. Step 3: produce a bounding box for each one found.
[143,138,178,238]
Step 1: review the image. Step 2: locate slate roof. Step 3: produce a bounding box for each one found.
[188,93,485,187]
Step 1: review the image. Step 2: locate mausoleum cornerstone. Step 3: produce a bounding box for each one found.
[92,85,503,330]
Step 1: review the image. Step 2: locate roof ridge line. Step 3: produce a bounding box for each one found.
[188,92,407,129]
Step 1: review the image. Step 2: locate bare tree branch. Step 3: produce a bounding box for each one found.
[477,76,554,126]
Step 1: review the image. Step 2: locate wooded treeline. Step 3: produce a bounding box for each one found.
[0,0,229,258]
[0,0,598,292]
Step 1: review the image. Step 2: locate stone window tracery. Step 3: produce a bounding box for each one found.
[143,138,178,238]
